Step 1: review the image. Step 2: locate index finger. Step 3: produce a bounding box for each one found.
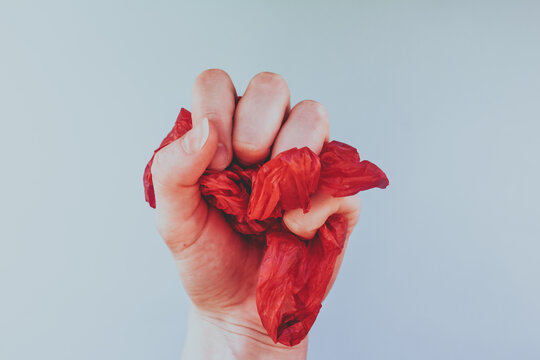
[191,69,237,170]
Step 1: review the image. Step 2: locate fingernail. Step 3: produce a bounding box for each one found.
[181,118,209,154]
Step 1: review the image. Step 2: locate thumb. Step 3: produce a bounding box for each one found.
[151,118,218,250]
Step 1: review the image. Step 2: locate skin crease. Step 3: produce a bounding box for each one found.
[150,69,361,360]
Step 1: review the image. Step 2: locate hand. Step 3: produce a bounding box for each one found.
[151,69,361,360]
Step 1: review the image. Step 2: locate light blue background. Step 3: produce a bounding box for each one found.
[1,1,539,359]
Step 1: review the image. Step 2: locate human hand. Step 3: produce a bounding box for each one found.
[150,69,361,360]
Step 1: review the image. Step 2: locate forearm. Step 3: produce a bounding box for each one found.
[181,307,308,360]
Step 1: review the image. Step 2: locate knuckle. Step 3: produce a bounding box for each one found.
[251,72,289,93]
[343,195,362,220]
[283,212,317,239]
[199,110,223,123]
[296,100,328,120]
[349,194,362,210]
[196,68,231,85]
[291,100,330,136]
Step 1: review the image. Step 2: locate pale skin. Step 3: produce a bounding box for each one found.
[151,69,362,359]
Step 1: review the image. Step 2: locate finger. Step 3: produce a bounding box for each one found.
[233,72,290,164]
[283,193,361,299]
[151,118,217,249]
[271,100,330,158]
[273,99,331,237]
[283,193,361,240]
[191,69,236,170]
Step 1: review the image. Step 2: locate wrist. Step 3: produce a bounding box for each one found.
[181,306,308,360]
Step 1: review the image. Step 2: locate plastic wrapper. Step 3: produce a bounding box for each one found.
[247,147,321,221]
[143,108,193,208]
[256,214,348,346]
[318,141,389,197]
[143,108,389,346]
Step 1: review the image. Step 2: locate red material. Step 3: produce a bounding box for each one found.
[247,147,321,221]
[318,141,390,197]
[143,108,193,208]
[143,108,389,346]
[200,165,280,240]
[256,214,348,346]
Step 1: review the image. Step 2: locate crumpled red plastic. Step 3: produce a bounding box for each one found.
[257,213,348,345]
[143,108,389,346]
[318,141,389,197]
[143,108,193,208]
[248,147,321,221]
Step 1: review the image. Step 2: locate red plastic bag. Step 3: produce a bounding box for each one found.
[256,214,348,346]
[143,108,389,346]
[318,141,389,197]
[248,147,321,221]
[143,108,193,208]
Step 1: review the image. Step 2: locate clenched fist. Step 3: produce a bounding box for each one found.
[150,70,361,360]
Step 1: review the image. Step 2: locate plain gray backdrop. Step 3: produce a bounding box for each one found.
[1,1,539,359]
